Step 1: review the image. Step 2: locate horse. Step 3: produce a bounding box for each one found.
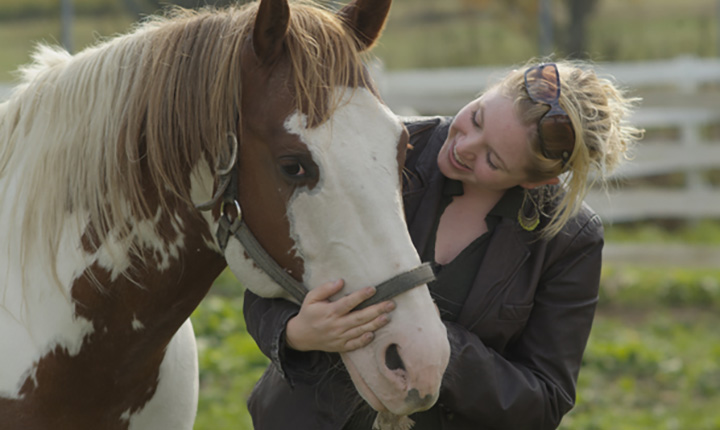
[0,0,450,429]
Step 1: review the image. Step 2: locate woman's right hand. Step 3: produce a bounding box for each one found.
[285,279,396,353]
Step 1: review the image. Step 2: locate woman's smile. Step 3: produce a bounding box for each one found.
[451,142,473,171]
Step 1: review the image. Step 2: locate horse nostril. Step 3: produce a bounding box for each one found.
[385,343,405,371]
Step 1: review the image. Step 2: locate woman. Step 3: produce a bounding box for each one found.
[243,60,643,429]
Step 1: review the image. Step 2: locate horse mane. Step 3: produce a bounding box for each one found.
[0,0,371,282]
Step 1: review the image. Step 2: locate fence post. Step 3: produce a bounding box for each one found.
[682,118,707,191]
[538,0,554,57]
[60,0,74,53]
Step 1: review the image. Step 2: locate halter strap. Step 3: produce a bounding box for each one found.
[215,209,434,306]
[195,134,435,307]
[351,263,434,311]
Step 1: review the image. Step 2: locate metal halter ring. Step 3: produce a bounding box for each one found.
[221,199,242,223]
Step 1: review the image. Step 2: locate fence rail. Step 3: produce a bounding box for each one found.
[584,106,720,223]
[603,243,720,268]
[373,56,720,115]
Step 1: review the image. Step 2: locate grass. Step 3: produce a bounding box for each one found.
[562,308,720,430]
[604,220,720,245]
[0,15,134,82]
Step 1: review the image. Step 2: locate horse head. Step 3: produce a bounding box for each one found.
[197,0,451,420]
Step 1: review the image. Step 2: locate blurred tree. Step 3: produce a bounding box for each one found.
[562,0,600,58]
[454,0,601,58]
[458,0,538,37]
[119,0,252,18]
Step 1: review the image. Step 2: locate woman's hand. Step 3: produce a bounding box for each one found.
[285,279,396,353]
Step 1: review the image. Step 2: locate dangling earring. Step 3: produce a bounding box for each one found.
[518,189,540,231]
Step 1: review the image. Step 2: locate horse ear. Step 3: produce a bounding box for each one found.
[337,0,392,51]
[253,0,290,63]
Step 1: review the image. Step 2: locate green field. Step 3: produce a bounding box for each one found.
[1,0,718,80]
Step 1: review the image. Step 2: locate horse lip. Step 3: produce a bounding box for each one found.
[342,353,388,413]
[342,348,419,416]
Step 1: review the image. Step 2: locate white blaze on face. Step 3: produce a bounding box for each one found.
[284,88,416,290]
[284,88,450,415]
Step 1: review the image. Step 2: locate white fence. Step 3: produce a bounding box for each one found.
[373,56,720,115]
[373,56,720,225]
[585,106,720,223]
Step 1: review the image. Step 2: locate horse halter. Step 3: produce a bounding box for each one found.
[196,134,435,309]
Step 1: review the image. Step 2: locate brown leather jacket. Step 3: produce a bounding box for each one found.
[243,116,603,430]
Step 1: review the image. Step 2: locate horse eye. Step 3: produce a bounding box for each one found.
[280,160,306,178]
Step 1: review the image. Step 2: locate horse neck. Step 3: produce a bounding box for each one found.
[78,203,226,328]
[1,192,226,358]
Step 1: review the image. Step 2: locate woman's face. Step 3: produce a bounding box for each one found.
[437,87,541,193]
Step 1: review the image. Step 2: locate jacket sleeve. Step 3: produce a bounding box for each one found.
[437,214,603,429]
[243,290,334,385]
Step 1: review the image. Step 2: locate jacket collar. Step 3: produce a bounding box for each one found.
[457,218,531,330]
[402,119,447,256]
[411,117,451,185]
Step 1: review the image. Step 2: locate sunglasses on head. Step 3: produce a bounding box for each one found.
[523,63,576,165]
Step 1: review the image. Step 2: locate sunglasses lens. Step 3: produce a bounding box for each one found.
[539,114,575,159]
[525,63,575,163]
[525,65,560,103]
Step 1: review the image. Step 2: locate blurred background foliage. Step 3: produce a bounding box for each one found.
[0,0,719,79]
[1,0,719,429]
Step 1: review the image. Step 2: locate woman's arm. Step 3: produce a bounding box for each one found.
[437,215,603,429]
[243,288,304,381]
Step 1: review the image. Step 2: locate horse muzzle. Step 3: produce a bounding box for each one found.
[341,294,450,417]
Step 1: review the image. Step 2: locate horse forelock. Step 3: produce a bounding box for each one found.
[281,1,374,126]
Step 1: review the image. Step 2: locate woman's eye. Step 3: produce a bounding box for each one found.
[471,110,481,129]
[281,161,306,177]
[486,152,498,170]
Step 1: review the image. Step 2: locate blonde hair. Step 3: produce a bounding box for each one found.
[496,59,644,238]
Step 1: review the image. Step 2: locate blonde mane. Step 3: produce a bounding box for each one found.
[0,1,370,279]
